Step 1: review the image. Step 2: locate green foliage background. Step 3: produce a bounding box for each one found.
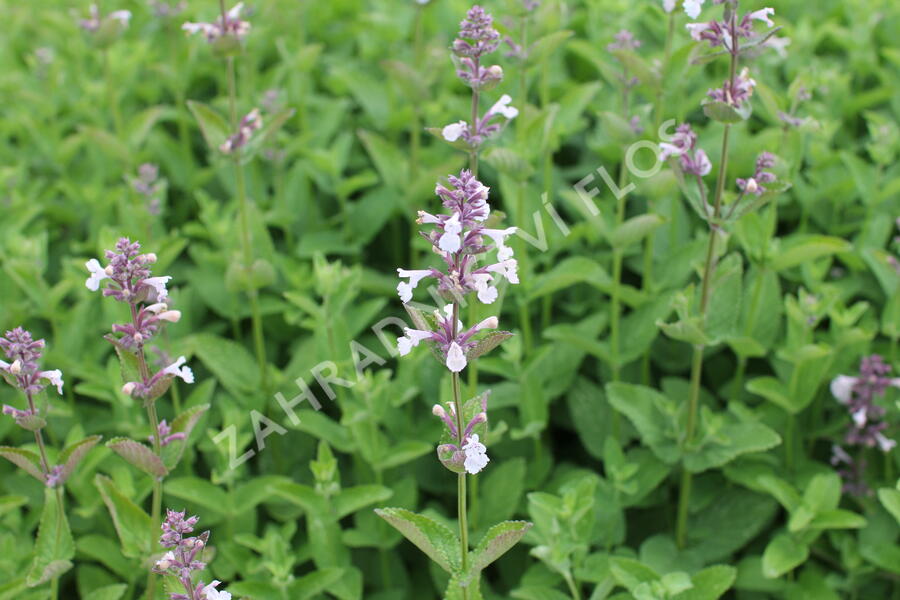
[1,0,899,598]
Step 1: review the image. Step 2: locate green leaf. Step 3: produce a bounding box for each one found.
[164,477,230,516]
[769,235,852,272]
[187,100,230,152]
[334,485,393,519]
[26,487,75,587]
[188,333,260,400]
[685,421,781,473]
[94,474,152,559]
[161,403,210,470]
[746,377,792,412]
[610,214,665,249]
[84,584,128,600]
[610,557,660,592]
[878,488,900,525]
[0,446,45,483]
[469,520,532,574]
[374,507,460,573]
[54,434,102,487]
[702,99,752,123]
[468,331,514,361]
[107,438,168,478]
[675,565,736,600]
[705,254,743,343]
[762,533,808,579]
[483,148,535,177]
[287,567,345,600]
[606,383,680,464]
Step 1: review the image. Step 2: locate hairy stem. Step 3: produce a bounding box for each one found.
[451,302,469,599]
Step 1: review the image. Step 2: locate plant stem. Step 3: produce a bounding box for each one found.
[564,571,582,600]
[225,53,268,393]
[104,49,124,140]
[451,302,469,600]
[676,12,739,546]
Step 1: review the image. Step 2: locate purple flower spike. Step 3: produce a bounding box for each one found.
[0,328,64,400]
[659,124,711,177]
[708,67,756,108]
[154,510,230,599]
[736,152,777,196]
[608,29,642,52]
[220,108,262,154]
[182,3,249,43]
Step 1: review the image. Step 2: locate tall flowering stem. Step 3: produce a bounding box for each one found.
[389,170,523,598]
[86,238,195,599]
[668,0,780,548]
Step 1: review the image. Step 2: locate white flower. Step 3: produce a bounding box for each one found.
[486,259,519,285]
[473,273,498,304]
[749,8,775,27]
[109,10,131,26]
[442,121,468,142]
[764,36,791,59]
[122,382,137,396]
[155,551,175,571]
[438,213,463,253]
[397,328,433,356]
[227,2,244,19]
[163,356,194,384]
[144,276,172,300]
[685,22,711,42]
[39,370,64,395]
[683,0,704,19]
[396,269,432,303]
[203,581,232,600]
[876,433,897,453]
[85,258,109,291]
[462,434,490,474]
[851,408,867,427]
[662,0,676,12]
[830,375,856,405]
[182,21,217,36]
[487,94,518,120]
[446,342,467,372]
[158,311,182,323]
[10,360,22,375]
[472,316,499,331]
[481,227,517,260]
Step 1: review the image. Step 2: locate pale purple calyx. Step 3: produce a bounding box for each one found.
[659,124,711,177]
[396,308,501,373]
[830,355,898,454]
[442,95,518,148]
[0,328,64,398]
[736,152,776,196]
[182,2,249,43]
[608,29,641,52]
[151,420,188,447]
[220,108,262,154]
[708,67,756,108]
[79,4,131,32]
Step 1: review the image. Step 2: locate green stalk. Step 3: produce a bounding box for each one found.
[466,63,480,400]
[564,571,582,600]
[451,301,469,600]
[409,4,425,264]
[676,10,738,548]
[225,52,269,393]
[515,12,534,355]
[103,49,124,140]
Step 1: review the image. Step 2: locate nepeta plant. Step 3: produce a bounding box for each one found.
[653,0,784,548]
[153,509,231,600]
[378,168,530,597]
[0,328,101,596]
[86,237,205,600]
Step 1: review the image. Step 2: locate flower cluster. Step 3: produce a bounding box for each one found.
[131,163,164,215]
[182,2,249,43]
[0,328,63,397]
[398,308,500,373]
[220,108,262,154]
[442,95,518,147]
[736,152,776,195]
[659,124,711,176]
[153,510,231,600]
[396,170,519,311]
[687,8,775,49]
[149,0,187,19]
[433,393,490,474]
[708,67,756,108]
[0,328,64,426]
[831,355,899,453]
[442,5,518,149]
[79,4,131,33]
[151,420,188,447]
[86,238,193,398]
[607,29,642,52]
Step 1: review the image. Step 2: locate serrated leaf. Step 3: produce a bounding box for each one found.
[107,438,168,478]
[610,214,665,249]
[702,100,752,123]
[374,507,460,573]
[468,331,514,360]
[57,434,102,486]
[161,403,210,470]
[334,485,393,519]
[26,487,74,587]
[769,235,852,272]
[469,520,532,573]
[94,474,152,558]
[0,446,45,483]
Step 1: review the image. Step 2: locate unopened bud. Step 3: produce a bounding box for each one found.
[145,303,167,314]
[144,253,158,263]
[133,333,143,343]
[432,404,446,418]
[487,65,503,79]
[158,310,181,323]
[122,382,137,396]
[745,178,758,193]
[9,360,22,375]
[104,265,115,276]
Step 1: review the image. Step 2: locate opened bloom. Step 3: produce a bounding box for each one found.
[462,434,490,474]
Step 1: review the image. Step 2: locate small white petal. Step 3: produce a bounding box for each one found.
[397,337,413,356]
[85,258,109,291]
[876,433,897,453]
[39,370,64,395]
[487,94,518,120]
[683,0,704,19]
[397,282,413,303]
[446,342,467,373]
[163,356,194,384]
[442,121,468,142]
[830,375,856,405]
[144,276,172,300]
